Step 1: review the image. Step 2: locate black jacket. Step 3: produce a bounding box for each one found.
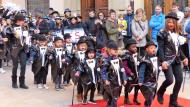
[157,30,186,64]
[84,17,96,36]
[138,54,158,83]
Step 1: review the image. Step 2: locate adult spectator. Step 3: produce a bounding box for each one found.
[62,8,71,28]
[84,10,97,37]
[106,9,119,45]
[124,6,134,40]
[149,5,165,44]
[131,8,148,57]
[172,2,184,23]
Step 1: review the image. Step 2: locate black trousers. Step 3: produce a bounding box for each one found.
[77,79,83,94]
[124,81,140,100]
[104,84,122,107]
[83,83,96,101]
[36,67,48,84]
[11,49,27,77]
[157,62,183,103]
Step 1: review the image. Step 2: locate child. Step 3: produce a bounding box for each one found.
[118,14,127,32]
[77,48,98,104]
[138,41,158,107]
[72,38,88,102]
[63,33,75,86]
[122,38,141,105]
[101,40,127,107]
[50,37,70,91]
[30,35,50,89]
[118,14,127,49]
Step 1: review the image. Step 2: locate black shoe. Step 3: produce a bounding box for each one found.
[20,84,29,89]
[133,99,141,105]
[12,83,18,88]
[88,100,97,104]
[124,99,132,105]
[157,93,164,104]
[169,102,184,107]
[82,99,88,105]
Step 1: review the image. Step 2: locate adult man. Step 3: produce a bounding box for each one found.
[149,5,165,44]
[84,10,97,37]
[124,6,134,41]
[172,2,184,23]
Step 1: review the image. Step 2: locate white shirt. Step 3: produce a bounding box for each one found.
[176,11,184,23]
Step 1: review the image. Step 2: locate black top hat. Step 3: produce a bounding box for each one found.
[64,33,71,39]
[14,14,25,21]
[54,36,63,43]
[165,12,179,20]
[107,40,118,49]
[145,41,157,48]
[86,47,96,54]
[125,38,137,49]
[38,35,47,41]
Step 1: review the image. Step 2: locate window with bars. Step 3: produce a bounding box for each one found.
[27,0,49,16]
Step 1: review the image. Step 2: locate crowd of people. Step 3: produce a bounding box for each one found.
[0,2,189,107]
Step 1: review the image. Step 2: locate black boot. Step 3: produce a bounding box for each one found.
[19,76,29,89]
[133,91,141,105]
[12,76,18,88]
[157,93,164,104]
[124,93,132,105]
[169,94,183,107]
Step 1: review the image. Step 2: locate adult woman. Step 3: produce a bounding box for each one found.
[157,12,188,107]
[106,9,119,46]
[131,8,148,57]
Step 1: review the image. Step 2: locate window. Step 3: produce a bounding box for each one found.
[27,0,49,16]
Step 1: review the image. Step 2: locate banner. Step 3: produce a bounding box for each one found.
[64,28,86,43]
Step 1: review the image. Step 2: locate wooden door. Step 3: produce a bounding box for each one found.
[81,0,95,20]
[95,0,108,17]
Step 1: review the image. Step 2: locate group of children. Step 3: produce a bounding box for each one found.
[28,30,159,107]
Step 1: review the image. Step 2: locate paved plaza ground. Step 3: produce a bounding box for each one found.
[0,64,189,107]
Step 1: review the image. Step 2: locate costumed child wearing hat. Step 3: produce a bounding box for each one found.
[50,37,70,91]
[10,13,29,89]
[63,33,76,86]
[72,38,88,102]
[101,40,127,107]
[76,48,99,105]
[122,38,141,105]
[157,12,188,107]
[138,41,159,107]
[29,35,50,89]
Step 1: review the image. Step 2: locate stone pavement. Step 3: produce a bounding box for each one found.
[0,64,189,107]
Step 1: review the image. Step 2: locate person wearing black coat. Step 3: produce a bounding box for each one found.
[8,14,29,89]
[84,10,97,37]
[157,12,188,107]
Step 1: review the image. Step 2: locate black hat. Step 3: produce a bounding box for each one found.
[77,38,87,45]
[125,38,137,49]
[54,36,63,43]
[64,33,71,39]
[69,16,77,21]
[14,13,25,21]
[51,11,59,15]
[165,12,179,20]
[38,35,47,41]
[107,40,118,49]
[64,8,71,14]
[86,47,96,55]
[145,41,157,48]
